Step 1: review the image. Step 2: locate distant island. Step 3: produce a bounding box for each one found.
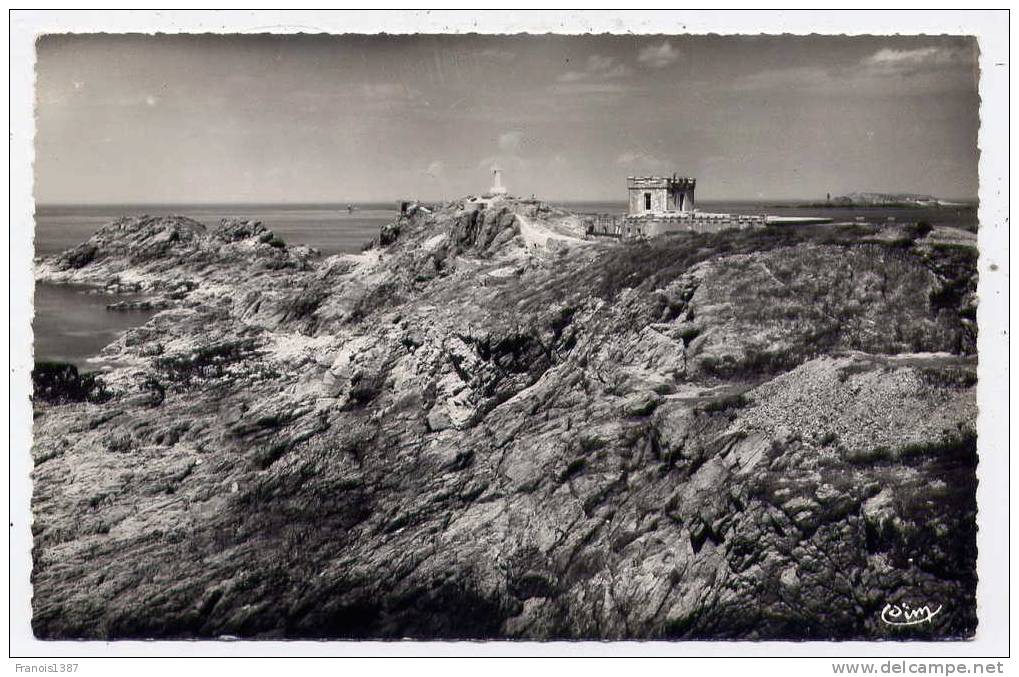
[793,192,974,209]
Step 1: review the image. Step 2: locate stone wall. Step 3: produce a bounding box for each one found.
[628,215,764,237]
[628,186,670,215]
[627,176,696,215]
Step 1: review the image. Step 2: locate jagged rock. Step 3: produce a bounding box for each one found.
[57,243,98,270]
[621,391,661,416]
[106,298,169,312]
[30,202,978,641]
[214,218,270,242]
[779,566,800,591]
[122,386,164,408]
[426,409,452,432]
[35,214,312,297]
[488,226,518,252]
[378,222,401,246]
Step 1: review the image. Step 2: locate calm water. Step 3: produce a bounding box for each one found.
[32,199,977,367]
[33,203,397,366]
[34,203,397,258]
[33,283,158,367]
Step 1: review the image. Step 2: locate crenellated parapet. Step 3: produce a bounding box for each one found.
[625,176,696,191]
[627,174,697,215]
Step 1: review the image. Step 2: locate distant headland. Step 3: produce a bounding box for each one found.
[793,192,975,209]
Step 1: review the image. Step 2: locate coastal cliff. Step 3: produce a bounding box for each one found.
[31,200,978,639]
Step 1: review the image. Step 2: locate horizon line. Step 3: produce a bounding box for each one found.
[34,196,980,208]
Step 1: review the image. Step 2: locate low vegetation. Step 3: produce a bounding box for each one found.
[32,361,111,404]
[154,338,258,389]
[30,208,979,640]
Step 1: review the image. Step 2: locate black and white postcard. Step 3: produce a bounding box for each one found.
[8,9,1010,664]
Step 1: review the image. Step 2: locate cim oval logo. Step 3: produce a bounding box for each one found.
[881,602,943,627]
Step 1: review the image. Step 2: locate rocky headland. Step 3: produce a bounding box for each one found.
[31,199,978,639]
[804,193,975,211]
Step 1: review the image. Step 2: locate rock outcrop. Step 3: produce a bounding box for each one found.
[30,199,978,640]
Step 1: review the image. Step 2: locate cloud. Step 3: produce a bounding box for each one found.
[423,160,444,179]
[478,153,528,172]
[585,54,616,73]
[864,46,959,66]
[556,70,588,83]
[555,54,632,84]
[860,45,974,76]
[616,151,670,171]
[498,130,524,153]
[144,94,158,107]
[588,54,632,79]
[585,54,612,71]
[476,130,530,186]
[476,131,531,181]
[601,63,633,79]
[719,45,976,96]
[638,41,679,68]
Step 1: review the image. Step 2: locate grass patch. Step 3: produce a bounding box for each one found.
[918,366,977,390]
[898,428,977,467]
[818,431,840,447]
[845,429,976,467]
[32,361,111,405]
[154,338,257,389]
[677,324,702,344]
[696,392,750,415]
[258,231,287,249]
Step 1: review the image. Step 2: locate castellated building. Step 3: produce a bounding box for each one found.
[589,173,831,240]
[612,173,771,237]
[585,173,756,239]
[627,175,696,215]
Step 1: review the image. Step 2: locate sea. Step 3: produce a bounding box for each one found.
[31,200,978,368]
[33,203,398,367]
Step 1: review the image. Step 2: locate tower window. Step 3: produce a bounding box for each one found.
[644,193,651,211]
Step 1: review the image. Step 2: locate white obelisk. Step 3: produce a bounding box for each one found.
[490,167,508,196]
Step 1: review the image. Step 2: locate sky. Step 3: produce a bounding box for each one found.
[35,34,980,204]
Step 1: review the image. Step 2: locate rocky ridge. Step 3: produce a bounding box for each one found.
[31,199,978,639]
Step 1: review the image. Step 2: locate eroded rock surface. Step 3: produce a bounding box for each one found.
[31,201,978,639]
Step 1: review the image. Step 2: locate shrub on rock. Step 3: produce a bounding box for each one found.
[32,361,111,405]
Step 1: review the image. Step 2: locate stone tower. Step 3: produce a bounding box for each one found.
[489,167,508,196]
[627,175,696,215]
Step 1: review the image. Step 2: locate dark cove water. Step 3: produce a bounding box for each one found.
[33,283,159,366]
[34,203,397,367]
[32,200,977,367]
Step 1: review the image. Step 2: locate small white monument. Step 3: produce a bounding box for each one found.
[489,167,508,196]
